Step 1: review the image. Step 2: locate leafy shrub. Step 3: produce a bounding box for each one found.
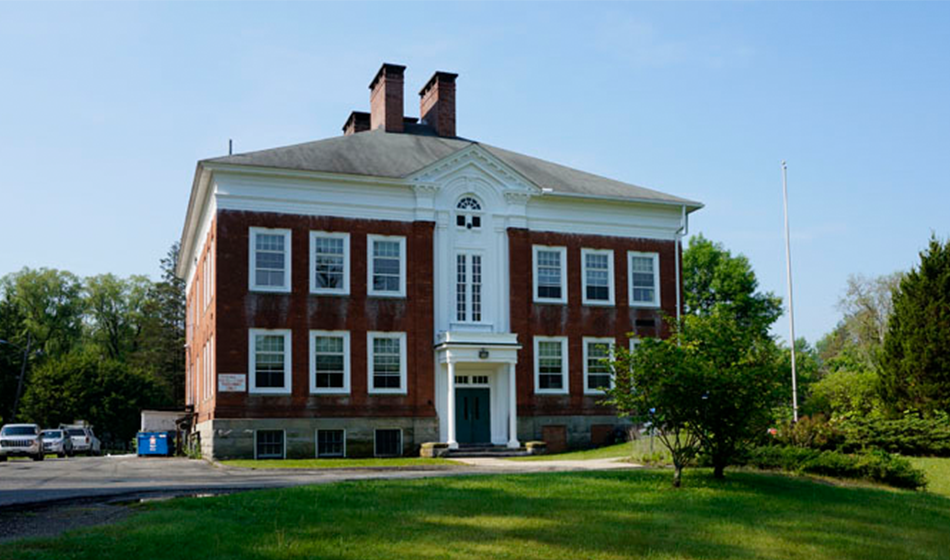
[773,414,843,450]
[837,412,950,457]
[743,446,927,490]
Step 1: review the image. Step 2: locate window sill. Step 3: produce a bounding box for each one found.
[249,287,292,294]
[533,299,568,305]
[535,389,570,395]
[310,389,350,395]
[367,292,407,299]
[582,300,615,307]
[248,389,292,395]
[367,390,408,396]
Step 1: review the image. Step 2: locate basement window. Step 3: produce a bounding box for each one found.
[374,429,403,457]
[255,430,285,459]
[316,429,346,458]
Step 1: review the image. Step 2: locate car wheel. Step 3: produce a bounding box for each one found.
[0,455,7,462]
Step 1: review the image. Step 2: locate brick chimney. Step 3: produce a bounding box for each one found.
[419,71,458,138]
[342,111,371,136]
[369,63,406,133]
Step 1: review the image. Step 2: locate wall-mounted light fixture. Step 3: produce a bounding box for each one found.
[478,348,490,360]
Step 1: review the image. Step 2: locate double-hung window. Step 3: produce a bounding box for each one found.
[309,331,350,394]
[581,248,614,306]
[583,337,614,394]
[533,245,567,304]
[310,232,349,295]
[249,228,291,292]
[249,329,292,394]
[628,252,660,307]
[367,235,406,298]
[534,336,569,394]
[367,332,407,394]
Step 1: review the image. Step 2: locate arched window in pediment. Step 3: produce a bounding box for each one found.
[455,196,482,230]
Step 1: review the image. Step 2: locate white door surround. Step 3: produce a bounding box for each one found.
[435,332,520,449]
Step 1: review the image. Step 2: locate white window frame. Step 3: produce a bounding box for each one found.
[583,337,615,395]
[628,251,661,308]
[315,428,347,458]
[581,248,615,306]
[248,328,293,395]
[533,335,569,395]
[309,231,350,295]
[532,245,568,304]
[367,234,407,298]
[254,429,286,459]
[630,337,642,353]
[374,428,403,457]
[309,330,350,395]
[249,227,292,293]
[367,331,408,395]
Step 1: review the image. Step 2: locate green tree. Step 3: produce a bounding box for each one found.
[1,268,84,355]
[130,243,186,405]
[682,234,782,337]
[20,350,170,447]
[84,274,150,360]
[603,336,701,487]
[881,235,950,416]
[606,312,784,485]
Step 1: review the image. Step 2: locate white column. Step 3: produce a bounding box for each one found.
[507,361,520,448]
[446,360,458,449]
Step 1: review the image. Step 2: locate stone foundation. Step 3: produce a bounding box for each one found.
[518,415,630,449]
[195,417,439,460]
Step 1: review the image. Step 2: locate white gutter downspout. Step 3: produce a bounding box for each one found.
[675,205,688,322]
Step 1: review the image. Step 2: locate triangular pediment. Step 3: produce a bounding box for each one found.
[407,144,541,197]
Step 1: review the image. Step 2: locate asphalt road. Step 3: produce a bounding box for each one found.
[0,454,634,509]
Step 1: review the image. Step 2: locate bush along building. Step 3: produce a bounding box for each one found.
[177,63,703,459]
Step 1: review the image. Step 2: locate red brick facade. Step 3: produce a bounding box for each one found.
[202,209,436,421]
[186,210,679,426]
[508,228,679,418]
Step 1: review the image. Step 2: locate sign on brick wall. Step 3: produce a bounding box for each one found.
[218,374,247,392]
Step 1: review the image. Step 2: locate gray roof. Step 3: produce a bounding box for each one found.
[204,128,701,208]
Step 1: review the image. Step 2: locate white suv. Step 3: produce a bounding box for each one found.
[61,425,101,456]
[0,423,45,461]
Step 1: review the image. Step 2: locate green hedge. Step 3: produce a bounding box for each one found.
[744,446,927,490]
[837,413,950,457]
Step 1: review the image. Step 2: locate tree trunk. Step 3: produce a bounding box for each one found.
[713,463,725,479]
[673,464,682,487]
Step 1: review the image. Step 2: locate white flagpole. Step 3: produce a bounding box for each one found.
[782,161,799,423]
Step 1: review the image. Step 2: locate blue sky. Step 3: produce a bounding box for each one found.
[1,2,948,345]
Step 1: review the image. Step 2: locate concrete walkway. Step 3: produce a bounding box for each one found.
[0,454,640,509]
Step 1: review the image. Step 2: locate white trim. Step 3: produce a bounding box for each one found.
[629,337,642,353]
[248,328,293,395]
[309,330,351,395]
[532,245,567,304]
[533,335,569,395]
[366,234,407,298]
[367,331,408,395]
[315,428,347,458]
[309,231,350,295]
[253,429,286,460]
[583,337,615,395]
[628,251,661,308]
[373,428,404,457]
[248,227,292,293]
[581,248,615,306]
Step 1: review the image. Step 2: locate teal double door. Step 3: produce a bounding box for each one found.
[455,388,491,444]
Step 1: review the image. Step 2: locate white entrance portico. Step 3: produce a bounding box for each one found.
[435,332,521,449]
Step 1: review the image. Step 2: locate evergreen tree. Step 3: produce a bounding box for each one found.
[881,236,950,415]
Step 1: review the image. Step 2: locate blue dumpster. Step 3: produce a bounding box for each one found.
[137,431,174,456]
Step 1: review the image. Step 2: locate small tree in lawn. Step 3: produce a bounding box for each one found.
[603,336,702,488]
[604,312,784,485]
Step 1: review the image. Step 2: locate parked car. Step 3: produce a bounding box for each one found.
[0,423,45,461]
[41,429,74,458]
[60,424,101,456]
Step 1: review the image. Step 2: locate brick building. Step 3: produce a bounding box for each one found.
[177,64,702,459]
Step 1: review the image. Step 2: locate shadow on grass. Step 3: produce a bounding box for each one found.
[4,469,950,560]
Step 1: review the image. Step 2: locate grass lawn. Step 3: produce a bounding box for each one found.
[221,457,458,469]
[909,457,950,498]
[5,469,949,560]
[511,438,670,463]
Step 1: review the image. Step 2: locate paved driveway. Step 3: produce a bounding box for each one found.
[0,454,634,509]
